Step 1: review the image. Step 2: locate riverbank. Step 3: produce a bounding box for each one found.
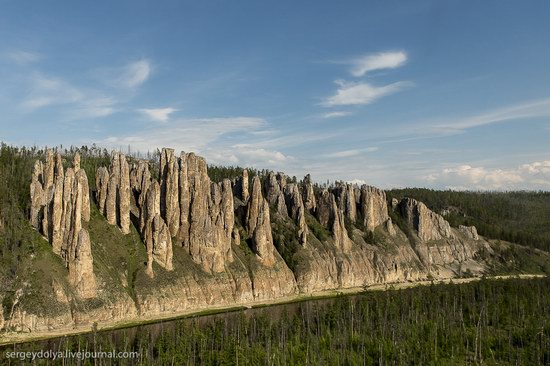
[0,273,545,346]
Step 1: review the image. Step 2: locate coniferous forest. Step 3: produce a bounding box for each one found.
[2,277,548,365]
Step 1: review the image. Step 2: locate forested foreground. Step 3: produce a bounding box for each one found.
[3,278,548,365]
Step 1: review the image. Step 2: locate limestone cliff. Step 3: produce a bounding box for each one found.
[13,147,514,335]
[399,198,453,242]
[96,151,131,234]
[360,185,389,231]
[246,176,276,266]
[29,151,97,299]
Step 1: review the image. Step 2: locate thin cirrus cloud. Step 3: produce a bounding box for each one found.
[16,58,156,121]
[322,111,353,118]
[115,59,151,88]
[322,80,411,107]
[97,117,268,154]
[21,73,84,110]
[20,73,117,118]
[324,146,379,158]
[435,98,550,132]
[137,107,178,123]
[6,50,42,65]
[350,51,407,77]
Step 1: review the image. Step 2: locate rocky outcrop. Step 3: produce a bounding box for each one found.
[140,180,174,276]
[95,167,109,214]
[145,214,173,276]
[265,172,288,216]
[284,183,308,246]
[130,159,151,209]
[399,198,453,242]
[96,152,131,234]
[459,225,479,240]
[316,189,333,227]
[160,148,180,237]
[329,194,352,252]
[302,174,316,213]
[30,151,97,298]
[68,229,97,298]
[313,188,351,252]
[334,183,358,223]
[233,169,250,204]
[345,184,357,223]
[386,218,396,236]
[360,185,389,231]
[175,152,235,273]
[246,176,276,265]
[30,160,46,229]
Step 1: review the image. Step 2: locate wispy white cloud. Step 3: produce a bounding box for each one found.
[323,80,410,107]
[97,117,267,153]
[322,111,353,119]
[425,160,550,190]
[20,73,116,119]
[96,116,297,171]
[21,74,83,110]
[71,97,116,118]
[116,59,151,88]
[6,50,42,65]
[15,58,157,120]
[324,147,378,158]
[350,51,407,77]
[435,98,550,132]
[358,98,550,144]
[137,107,178,123]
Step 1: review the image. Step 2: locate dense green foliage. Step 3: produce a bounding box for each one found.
[4,278,549,365]
[388,188,550,251]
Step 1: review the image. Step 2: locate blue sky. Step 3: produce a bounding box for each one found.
[1,0,550,190]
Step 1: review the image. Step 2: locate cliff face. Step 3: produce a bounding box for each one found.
[11,147,504,334]
[96,151,131,234]
[30,151,97,299]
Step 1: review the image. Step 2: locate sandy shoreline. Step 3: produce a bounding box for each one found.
[0,273,545,346]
